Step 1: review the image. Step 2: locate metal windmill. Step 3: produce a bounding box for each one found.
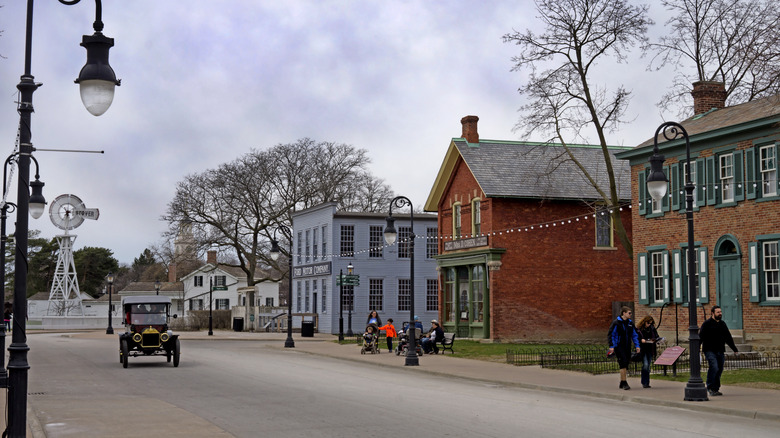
[46,194,99,316]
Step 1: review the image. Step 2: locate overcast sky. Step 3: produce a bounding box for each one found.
[0,1,677,265]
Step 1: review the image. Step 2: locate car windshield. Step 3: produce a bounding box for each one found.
[130,304,167,325]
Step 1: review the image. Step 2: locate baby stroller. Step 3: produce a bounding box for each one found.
[361,323,380,354]
[395,322,423,356]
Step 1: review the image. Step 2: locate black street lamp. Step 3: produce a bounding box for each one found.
[270,225,295,348]
[208,276,214,336]
[647,121,708,402]
[155,279,161,296]
[384,196,419,366]
[346,262,354,336]
[8,2,120,434]
[338,268,344,342]
[105,272,114,334]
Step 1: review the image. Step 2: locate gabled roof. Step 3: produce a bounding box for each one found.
[179,263,278,282]
[120,281,184,293]
[425,139,632,211]
[618,94,780,161]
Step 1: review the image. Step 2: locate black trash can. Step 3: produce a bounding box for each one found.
[301,320,314,337]
[232,317,244,332]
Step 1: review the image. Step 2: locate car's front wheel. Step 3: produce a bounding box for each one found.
[121,340,129,369]
[173,338,180,367]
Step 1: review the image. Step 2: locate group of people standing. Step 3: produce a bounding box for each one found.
[365,311,445,354]
[608,305,738,395]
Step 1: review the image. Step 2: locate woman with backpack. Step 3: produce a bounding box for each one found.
[607,306,640,390]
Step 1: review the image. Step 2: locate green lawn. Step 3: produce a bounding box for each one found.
[651,369,780,389]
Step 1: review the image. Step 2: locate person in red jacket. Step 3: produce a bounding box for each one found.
[378,319,397,353]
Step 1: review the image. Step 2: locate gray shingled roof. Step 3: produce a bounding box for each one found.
[455,140,632,201]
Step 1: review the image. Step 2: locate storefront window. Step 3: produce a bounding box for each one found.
[472,265,484,322]
[444,268,455,322]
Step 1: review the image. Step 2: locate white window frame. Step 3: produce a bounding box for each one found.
[760,145,777,197]
[720,154,734,202]
[763,241,779,301]
[651,252,664,302]
[682,161,697,205]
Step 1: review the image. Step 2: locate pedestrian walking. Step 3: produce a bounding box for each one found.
[699,305,738,396]
[378,318,397,353]
[636,315,660,388]
[608,306,640,390]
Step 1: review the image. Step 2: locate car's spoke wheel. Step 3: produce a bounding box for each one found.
[173,338,181,367]
[121,340,129,369]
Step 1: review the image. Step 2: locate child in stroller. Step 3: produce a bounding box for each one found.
[395,321,424,356]
[361,323,380,354]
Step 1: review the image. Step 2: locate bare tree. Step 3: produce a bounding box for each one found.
[162,139,393,308]
[648,0,780,116]
[503,0,652,258]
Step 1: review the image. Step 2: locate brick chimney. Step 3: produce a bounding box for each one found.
[691,81,727,115]
[168,263,177,283]
[207,250,217,265]
[461,115,479,143]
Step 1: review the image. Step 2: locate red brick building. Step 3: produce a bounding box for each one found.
[616,83,780,347]
[424,116,634,341]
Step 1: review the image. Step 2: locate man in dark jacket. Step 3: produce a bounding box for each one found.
[699,306,738,396]
[608,307,640,390]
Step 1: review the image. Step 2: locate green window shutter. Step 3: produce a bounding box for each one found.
[662,250,671,302]
[734,151,744,201]
[671,249,683,303]
[697,247,709,304]
[748,242,761,302]
[638,170,647,215]
[696,158,706,207]
[670,163,680,211]
[706,157,717,205]
[662,166,670,212]
[745,148,757,200]
[638,252,649,304]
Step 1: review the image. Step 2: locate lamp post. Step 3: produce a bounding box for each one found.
[338,268,344,342]
[208,276,214,336]
[270,225,295,348]
[155,279,161,296]
[384,196,419,366]
[8,2,120,434]
[105,272,114,334]
[346,262,354,336]
[647,121,708,402]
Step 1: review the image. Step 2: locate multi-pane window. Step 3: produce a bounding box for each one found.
[189,299,203,311]
[340,225,354,257]
[398,226,412,259]
[651,252,665,302]
[297,231,303,264]
[342,285,354,312]
[369,279,383,311]
[214,275,226,288]
[472,200,481,236]
[305,281,310,312]
[720,154,734,202]
[215,299,229,310]
[321,225,328,259]
[265,297,274,306]
[312,227,318,262]
[763,241,779,300]
[321,279,327,312]
[682,248,700,302]
[369,225,384,258]
[305,230,311,263]
[312,280,317,311]
[194,276,203,287]
[682,161,697,205]
[472,266,484,322]
[426,227,438,258]
[296,281,302,312]
[453,204,462,238]
[760,145,777,197]
[398,279,411,311]
[444,269,455,322]
[595,208,612,247]
[426,279,438,312]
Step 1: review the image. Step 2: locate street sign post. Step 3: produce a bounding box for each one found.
[336,274,360,286]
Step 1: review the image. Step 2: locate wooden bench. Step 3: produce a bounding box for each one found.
[437,332,455,354]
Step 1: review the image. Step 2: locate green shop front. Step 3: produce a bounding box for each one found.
[435,236,505,340]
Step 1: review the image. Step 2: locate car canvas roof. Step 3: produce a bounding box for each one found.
[121,296,172,306]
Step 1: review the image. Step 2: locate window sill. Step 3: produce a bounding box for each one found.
[715,201,738,208]
[592,246,617,251]
[758,301,780,306]
[755,195,780,203]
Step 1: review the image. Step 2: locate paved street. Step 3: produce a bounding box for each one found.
[4,330,780,437]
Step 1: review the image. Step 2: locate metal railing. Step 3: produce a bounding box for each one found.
[506,345,780,375]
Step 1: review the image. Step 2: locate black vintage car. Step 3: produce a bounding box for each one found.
[118,296,180,368]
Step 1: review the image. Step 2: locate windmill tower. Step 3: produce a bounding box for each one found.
[46,194,99,316]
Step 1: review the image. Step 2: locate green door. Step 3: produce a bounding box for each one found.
[717,258,742,329]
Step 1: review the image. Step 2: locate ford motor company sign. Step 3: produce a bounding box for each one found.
[444,236,488,252]
[293,262,332,278]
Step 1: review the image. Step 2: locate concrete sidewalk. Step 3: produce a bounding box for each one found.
[8,330,780,436]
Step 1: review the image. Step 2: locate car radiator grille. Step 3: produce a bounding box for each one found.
[142,332,161,348]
